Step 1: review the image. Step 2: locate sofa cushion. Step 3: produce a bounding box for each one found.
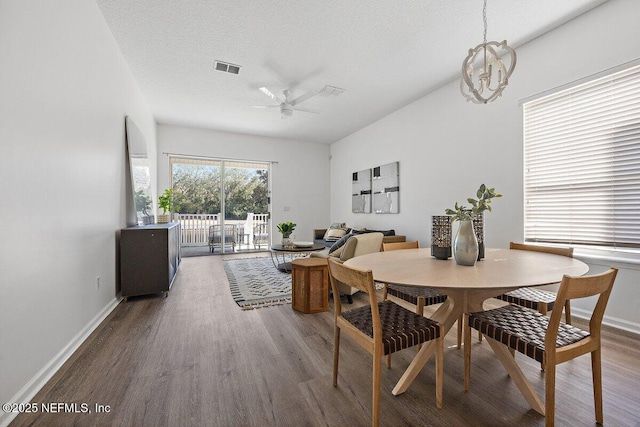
[362,228,396,236]
[324,228,347,241]
[310,248,342,259]
[329,232,353,253]
[310,248,331,258]
[314,238,333,248]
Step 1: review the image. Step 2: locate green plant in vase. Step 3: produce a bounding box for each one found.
[157,189,174,223]
[446,184,501,221]
[277,221,296,247]
[445,184,501,266]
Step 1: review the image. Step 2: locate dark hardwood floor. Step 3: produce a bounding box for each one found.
[11,255,640,426]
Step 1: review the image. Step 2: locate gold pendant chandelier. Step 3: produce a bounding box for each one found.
[461,0,517,104]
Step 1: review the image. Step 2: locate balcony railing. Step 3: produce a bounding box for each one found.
[175,213,269,247]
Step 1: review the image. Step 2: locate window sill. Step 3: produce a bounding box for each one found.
[573,247,640,269]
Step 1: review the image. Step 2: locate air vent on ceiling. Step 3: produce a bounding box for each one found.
[319,85,345,96]
[214,60,241,75]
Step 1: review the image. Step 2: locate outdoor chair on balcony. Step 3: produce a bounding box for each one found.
[253,222,269,249]
[208,224,237,253]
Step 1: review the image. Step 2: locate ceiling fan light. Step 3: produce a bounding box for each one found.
[280,106,293,118]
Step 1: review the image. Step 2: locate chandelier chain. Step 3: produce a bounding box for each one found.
[483,0,488,43]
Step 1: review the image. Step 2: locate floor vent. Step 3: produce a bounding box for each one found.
[214,60,241,74]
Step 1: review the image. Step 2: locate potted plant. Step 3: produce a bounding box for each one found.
[277,221,296,247]
[445,184,501,266]
[157,189,174,223]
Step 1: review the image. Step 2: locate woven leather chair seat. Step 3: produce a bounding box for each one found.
[387,284,448,306]
[343,300,441,355]
[469,304,589,363]
[496,288,558,311]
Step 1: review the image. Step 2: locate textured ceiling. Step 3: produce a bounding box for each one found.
[95,0,609,144]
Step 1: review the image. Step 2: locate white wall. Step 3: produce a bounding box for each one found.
[0,1,156,422]
[157,124,331,242]
[330,0,640,333]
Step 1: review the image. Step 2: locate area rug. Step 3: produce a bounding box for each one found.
[223,257,292,310]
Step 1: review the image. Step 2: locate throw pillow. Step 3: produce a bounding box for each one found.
[329,232,353,253]
[324,228,347,241]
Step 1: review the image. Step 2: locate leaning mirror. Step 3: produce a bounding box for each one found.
[125,116,153,226]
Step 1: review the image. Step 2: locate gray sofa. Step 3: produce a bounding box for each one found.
[313,228,406,248]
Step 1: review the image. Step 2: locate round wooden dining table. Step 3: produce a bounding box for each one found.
[345,247,588,414]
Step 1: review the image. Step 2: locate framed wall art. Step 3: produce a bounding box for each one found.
[352,169,372,213]
[372,161,399,214]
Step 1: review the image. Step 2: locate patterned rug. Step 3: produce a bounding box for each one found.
[223,257,292,310]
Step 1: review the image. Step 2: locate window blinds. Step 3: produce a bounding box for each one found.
[523,65,640,249]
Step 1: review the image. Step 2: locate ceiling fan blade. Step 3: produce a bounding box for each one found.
[291,106,320,114]
[289,90,317,106]
[259,87,284,103]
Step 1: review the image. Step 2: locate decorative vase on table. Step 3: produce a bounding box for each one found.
[282,237,293,248]
[473,212,485,260]
[445,184,501,266]
[431,215,452,260]
[453,220,479,266]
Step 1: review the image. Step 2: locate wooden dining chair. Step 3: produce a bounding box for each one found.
[466,268,618,427]
[327,258,443,427]
[477,242,576,346]
[496,242,575,323]
[381,241,462,368]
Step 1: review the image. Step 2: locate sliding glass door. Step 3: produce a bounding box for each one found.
[170,156,270,254]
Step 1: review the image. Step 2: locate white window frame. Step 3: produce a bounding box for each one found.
[522,62,640,255]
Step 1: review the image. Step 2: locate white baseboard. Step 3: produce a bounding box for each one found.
[571,307,640,337]
[0,297,121,427]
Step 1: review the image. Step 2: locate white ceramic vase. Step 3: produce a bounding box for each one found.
[453,220,479,266]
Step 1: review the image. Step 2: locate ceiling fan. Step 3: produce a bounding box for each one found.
[252,87,319,119]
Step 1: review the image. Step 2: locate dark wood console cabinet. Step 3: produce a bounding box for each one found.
[120,222,181,299]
